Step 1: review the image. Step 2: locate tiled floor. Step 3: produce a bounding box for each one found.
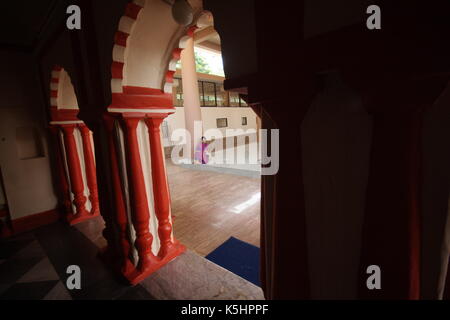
[0,222,153,300]
[0,163,262,300]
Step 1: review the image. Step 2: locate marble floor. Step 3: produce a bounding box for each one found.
[0,221,153,300]
[0,163,263,300]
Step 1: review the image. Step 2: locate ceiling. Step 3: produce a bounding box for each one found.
[0,0,210,52]
[0,0,63,50]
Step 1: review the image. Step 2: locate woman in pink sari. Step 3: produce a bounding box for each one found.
[194,136,209,164]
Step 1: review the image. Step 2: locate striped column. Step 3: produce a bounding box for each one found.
[103,114,135,276]
[121,115,158,272]
[145,117,174,258]
[110,1,144,94]
[79,124,100,216]
[61,124,89,221]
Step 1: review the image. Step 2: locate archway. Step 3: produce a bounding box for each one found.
[48,66,100,225]
[165,15,261,259]
[103,0,261,286]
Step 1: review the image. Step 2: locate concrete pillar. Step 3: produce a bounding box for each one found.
[180,37,202,161]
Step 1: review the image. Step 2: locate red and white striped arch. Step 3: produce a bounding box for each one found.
[110,0,145,94]
[109,0,200,113]
[49,65,81,123]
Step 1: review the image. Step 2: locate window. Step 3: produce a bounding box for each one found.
[242,117,248,126]
[203,81,217,107]
[198,80,205,106]
[173,78,251,108]
[240,97,248,107]
[216,84,228,107]
[229,92,240,107]
[216,118,228,128]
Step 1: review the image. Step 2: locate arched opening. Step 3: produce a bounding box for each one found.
[165,13,261,287]
[48,66,100,225]
[105,0,262,288]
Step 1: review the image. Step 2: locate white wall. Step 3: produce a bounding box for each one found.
[164,107,185,146]
[0,51,58,220]
[164,107,257,146]
[0,107,58,219]
[124,0,181,89]
[201,107,257,136]
[58,69,78,110]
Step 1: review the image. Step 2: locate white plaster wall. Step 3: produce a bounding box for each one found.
[164,107,186,146]
[124,0,181,89]
[58,69,78,110]
[200,107,257,136]
[0,107,58,219]
[164,107,257,146]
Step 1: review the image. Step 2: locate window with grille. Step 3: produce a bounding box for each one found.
[216,118,228,128]
[203,81,217,107]
[173,78,250,108]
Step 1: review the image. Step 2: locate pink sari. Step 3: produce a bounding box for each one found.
[194,142,209,164]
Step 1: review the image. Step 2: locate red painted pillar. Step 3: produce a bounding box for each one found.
[103,114,135,276]
[79,124,100,216]
[49,125,72,215]
[121,115,157,272]
[145,117,174,258]
[61,124,89,222]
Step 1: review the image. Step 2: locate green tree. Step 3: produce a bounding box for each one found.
[195,53,211,74]
[175,51,213,74]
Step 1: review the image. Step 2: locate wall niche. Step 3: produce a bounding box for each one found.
[15,126,45,160]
